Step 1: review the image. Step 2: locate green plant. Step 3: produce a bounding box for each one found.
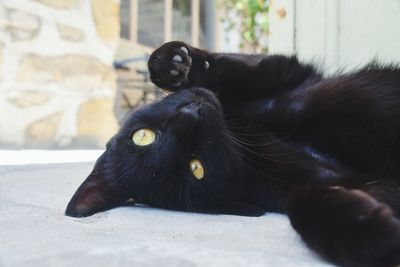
[221,0,269,52]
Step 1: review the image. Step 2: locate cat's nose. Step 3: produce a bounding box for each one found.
[179,101,202,119]
[173,102,203,134]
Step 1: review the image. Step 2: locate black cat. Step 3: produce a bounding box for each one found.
[66,41,400,267]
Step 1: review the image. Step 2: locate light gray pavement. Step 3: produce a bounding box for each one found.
[0,155,334,267]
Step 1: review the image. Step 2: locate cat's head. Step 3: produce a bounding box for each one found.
[65,88,265,217]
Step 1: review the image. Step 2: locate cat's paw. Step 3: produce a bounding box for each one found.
[148,41,192,90]
[288,186,400,267]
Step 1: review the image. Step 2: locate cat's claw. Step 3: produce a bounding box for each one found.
[172,55,183,63]
[180,46,189,55]
[170,69,179,76]
[172,81,182,87]
[204,60,210,70]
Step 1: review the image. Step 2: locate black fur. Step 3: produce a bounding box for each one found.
[66,41,400,267]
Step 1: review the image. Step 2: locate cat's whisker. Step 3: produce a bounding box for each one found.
[225,127,289,143]
[221,130,298,162]
[365,180,382,185]
[220,137,292,186]
[184,186,191,212]
[178,184,184,209]
[224,129,309,161]
[225,130,292,149]
[107,165,136,188]
[185,186,196,213]
[220,132,280,177]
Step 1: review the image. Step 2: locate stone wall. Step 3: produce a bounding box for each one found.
[0,0,120,148]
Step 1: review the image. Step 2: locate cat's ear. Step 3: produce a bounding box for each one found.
[65,151,129,218]
[205,201,266,217]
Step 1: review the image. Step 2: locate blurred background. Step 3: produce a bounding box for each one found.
[0,0,399,150]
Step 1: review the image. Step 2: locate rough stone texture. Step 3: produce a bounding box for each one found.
[0,159,333,267]
[3,8,41,41]
[0,42,3,80]
[36,0,78,9]
[17,54,116,89]
[77,98,118,146]
[57,23,85,42]
[0,0,120,148]
[91,0,120,42]
[0,43,3,66]
[8,91,52,108]
[25,113,61,143]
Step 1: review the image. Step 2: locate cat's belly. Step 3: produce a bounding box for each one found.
[224,96,400,178]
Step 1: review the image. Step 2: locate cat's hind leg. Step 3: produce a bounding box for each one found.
[287,185,400,267]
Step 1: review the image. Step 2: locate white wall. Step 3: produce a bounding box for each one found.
[269,0,400,72]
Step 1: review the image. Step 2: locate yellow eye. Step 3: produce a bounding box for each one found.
[132,128,156,146]
[190,159,205,180]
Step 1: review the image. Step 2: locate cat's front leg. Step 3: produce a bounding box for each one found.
[148,41,211,90]
[149,41,320,99]
[287,186,400,267]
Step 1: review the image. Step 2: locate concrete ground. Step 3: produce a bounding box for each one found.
[0,151,334,267]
